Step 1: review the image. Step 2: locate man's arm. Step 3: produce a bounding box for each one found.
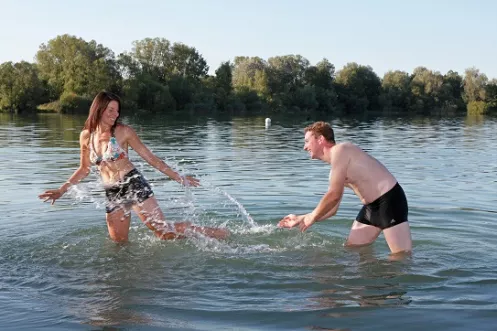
[300,145,349,231]
[313,197,342,221]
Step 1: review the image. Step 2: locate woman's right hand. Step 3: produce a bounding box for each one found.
[38,189,64,205]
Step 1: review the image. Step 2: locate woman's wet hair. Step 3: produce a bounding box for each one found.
[83,91,122,134]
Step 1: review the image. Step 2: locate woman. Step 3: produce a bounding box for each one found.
[39,91,228,242]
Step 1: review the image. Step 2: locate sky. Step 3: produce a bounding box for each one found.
[1,0,496,79]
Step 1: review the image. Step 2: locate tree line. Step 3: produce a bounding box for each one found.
[0,34,496,116]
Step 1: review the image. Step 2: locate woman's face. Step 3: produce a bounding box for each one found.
[101,100,119,126]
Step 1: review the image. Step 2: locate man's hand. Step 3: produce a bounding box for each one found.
[299,214,316,232]
[278,214,316,232]
[278,214,304,228]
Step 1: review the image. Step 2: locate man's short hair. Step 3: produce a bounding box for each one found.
[304,121,335,143]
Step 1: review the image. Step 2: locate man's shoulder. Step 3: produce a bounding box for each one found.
[334,141,358,153]
[336,141,358,147]
[331,142,365,164]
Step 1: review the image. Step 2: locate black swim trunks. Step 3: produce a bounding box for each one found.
[356,182,408,229]
[104,168,154,213]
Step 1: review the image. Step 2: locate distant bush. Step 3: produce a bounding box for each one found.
[37,92,92,113]
[467,101,489,115]
[37,101,61,113]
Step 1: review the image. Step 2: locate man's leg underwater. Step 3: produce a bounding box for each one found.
[383,222,412,254]
[345,220,382,247]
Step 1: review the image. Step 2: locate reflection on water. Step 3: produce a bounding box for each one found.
[306,246,412,313]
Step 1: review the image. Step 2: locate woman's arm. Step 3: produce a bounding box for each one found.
[38,130,92,204]
[124,125,199,187]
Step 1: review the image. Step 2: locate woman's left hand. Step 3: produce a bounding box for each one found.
[179,175,200,187]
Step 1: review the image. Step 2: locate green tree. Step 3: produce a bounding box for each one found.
[335,62,381,112]
[119,37,209,111]
[293,85,319,112]
[267,54,310,95]
[208,61,234,111]
[485,79,497,110]
[379,70,411,111]
[126,37,171,82]
[302,59,338,112]
[169,42,208,80]
[463,67,487,103]
[0,61,44,112]
[409,67,445,112]
[124,37,208,82]
[232,56,269,97]
[438,70,465,112]
[304,58,335,89]
[214,61,233,93]
[35,34,120,99]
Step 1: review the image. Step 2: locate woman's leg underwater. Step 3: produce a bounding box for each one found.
[133,197,229,240]
[106,207,132,242]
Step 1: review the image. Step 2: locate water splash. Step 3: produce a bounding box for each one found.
[212,186,256,227]
[65,177,106,211]
[166,158,257,228]
[61,158,259,237]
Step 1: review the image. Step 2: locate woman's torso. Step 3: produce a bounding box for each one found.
[87,125,135,185]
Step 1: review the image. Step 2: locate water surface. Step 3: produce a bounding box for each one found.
[0,112,496,330]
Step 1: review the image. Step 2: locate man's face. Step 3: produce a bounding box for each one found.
[304,131,321,159]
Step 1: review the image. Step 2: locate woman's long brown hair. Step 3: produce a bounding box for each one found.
[83,91,122,135]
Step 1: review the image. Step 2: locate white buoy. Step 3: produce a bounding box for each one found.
[265,117,271,128]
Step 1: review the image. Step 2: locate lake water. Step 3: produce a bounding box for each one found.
[0,112,496,330]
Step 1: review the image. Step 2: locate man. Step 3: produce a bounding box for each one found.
[278,121,412,254]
